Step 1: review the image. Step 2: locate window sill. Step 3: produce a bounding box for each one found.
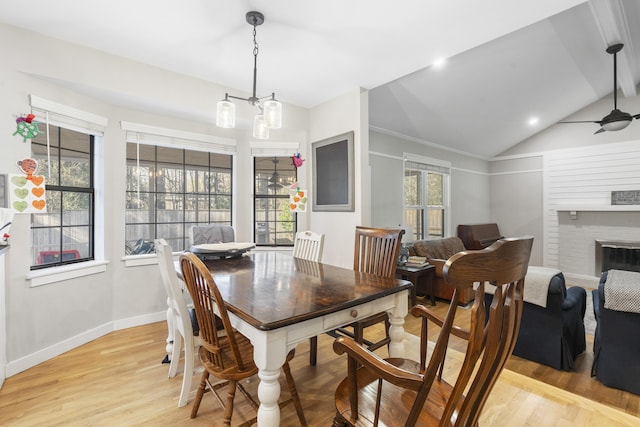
[27,260,109,287]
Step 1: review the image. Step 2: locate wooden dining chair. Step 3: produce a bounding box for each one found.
[155,239,201,407]
[292,230,326,366]
[179,252,307,426]
[333,226,405,352]
[331,236,533,427]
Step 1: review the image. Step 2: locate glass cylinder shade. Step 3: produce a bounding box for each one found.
[253,115,269,139]
[263,99,282,129]
[216,99,235,128]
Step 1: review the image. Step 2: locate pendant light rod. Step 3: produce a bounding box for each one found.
[607,43,622,110]
[250,11,260,105]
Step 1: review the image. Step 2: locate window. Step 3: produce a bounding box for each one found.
[254,156,296,246]
[404,157,450,241]
[31,125,94,269]
[125,144,233,253]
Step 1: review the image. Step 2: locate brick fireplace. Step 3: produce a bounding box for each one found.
[557,210,640,278]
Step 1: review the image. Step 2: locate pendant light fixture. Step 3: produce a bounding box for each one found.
[216,11,282,139]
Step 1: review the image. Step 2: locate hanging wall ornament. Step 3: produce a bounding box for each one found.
[291,152,305,169]
[288,182,307,212]
[13,113,41,142]
[17,158,38,178]
[9,157,47,213]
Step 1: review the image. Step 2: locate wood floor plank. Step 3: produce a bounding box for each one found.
[0,297,638,426]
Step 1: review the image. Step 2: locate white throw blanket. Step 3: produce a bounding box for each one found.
[604,269,640,314]
[478,266,560,308]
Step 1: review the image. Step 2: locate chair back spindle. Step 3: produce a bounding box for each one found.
[353,226,405,278]
[293,230,325,262]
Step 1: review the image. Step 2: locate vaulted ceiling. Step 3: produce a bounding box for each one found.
[1,0,639,158]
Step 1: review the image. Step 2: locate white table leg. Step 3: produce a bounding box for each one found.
[248,331,288,427]
[257,368,282,425]
[388,290,409,358]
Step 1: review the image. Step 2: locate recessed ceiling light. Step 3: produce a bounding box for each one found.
[432,57,446,69]
[528,117,539,126]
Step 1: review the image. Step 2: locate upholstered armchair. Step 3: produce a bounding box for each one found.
[592,270,640,394]
[484,268,586,370]
[409,236,473,305]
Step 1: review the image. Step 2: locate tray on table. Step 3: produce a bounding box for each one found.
[189,242,255,260]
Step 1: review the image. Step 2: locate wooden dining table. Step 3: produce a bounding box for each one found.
[180,251,412,426]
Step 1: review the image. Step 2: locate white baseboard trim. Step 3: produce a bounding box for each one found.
[4,311,166,378]
[113,311,166,330]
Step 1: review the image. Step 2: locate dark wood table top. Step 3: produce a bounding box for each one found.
[197,252,412,331]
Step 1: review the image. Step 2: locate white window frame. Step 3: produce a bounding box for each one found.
[121,121,237,267]
[403,153,451,240]
[250,142,300,247]
[26,95,109,287]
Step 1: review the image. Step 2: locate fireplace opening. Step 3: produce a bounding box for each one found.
[595,240,640,276]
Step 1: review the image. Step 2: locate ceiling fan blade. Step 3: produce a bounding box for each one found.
[558,120,601,124]
[594,128,606,135]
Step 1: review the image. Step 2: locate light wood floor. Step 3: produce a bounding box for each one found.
[1,298,639,426]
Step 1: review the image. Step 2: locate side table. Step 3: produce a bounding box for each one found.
[396,264,436,306]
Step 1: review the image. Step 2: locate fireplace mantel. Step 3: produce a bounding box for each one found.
[554,205,640,212]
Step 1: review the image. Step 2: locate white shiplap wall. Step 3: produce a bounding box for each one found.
[544,140,640,274]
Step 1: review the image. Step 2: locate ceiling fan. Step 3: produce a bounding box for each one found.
[267,157,284,190]
[559,43,640,134]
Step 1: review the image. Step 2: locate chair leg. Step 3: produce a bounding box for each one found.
[223,380,238,426]
[309,336,318,366]
[354,323,364,345]
[167,307,179,377]
[168,329,181,378]
[178,335,194,407]
[190,369,209,418]
[282,360,307,426]
[332,411,348,426]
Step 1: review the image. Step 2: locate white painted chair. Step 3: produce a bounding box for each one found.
[293,231,325,365]
[292,230,325,262]
[155,239,201,407]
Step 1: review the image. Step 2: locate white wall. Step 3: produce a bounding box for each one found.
[369,130,492,237]
[489,156,544,266]
[0,249,6,387]
[544,141,640,276]
[308,89,369,268]
[0,23,311,376]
